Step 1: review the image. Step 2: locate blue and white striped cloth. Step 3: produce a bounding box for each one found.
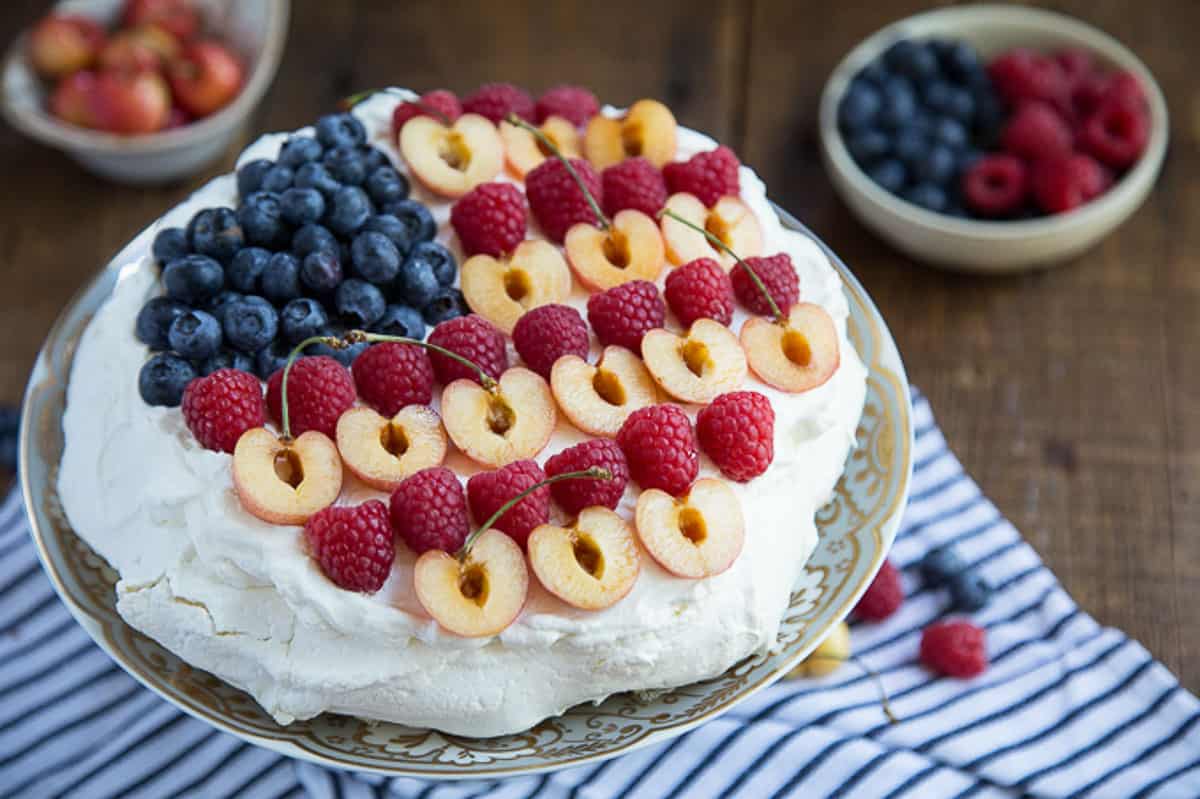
[2,389,1198,798]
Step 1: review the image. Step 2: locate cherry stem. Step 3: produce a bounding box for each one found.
[454,467,612,562]
[344,330,498,391]
[804,652,898,724]
[658,208,786,324]
[505,114,609,230]
[280,335,343,442]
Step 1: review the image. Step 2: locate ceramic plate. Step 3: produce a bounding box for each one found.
[21,206,912,778]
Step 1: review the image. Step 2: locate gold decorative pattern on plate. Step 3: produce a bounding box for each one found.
[20,208,912,777]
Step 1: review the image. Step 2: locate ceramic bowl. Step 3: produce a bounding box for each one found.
[818,4,1169,273]
[1,0,289,184]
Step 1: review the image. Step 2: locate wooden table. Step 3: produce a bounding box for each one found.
[0,0,1195,690]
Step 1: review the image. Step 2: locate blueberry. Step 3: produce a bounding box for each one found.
[163,254,224,304]
[893,127,929,170]
[380,199,436,244]
[198,348,255,376]
[262,252,303,305]
[0,406,20,437]
[335,279,386,328]
[204,289,245,317]
[237,159,275,198]
[222,296,279,353]
[866,159,907,194]
[877,75,917,129]
[943,88,975,125]
[857,60,891,87]
[361,146,389,173]
[323,146,368,185]
[260,164,295,194]
[901,183,947,212]
[292,223,338,257]
[883,39,940,83]
[138,353,197,407]
[939,40,984,84]
[956,147,983,174]
[293,162,341,198]
[301,250,343,295]
[168,309,223,360]
[188,207,243,265]
[351,231,402,284]
[315,113,367,149]
[135,296,190,350]
[421,287,469,325]
[972,90,1007,147]
[924,82,974,125]
[372,303,425,339]
[364,165,409,206]
[838,81,881,131]
[943,203,970,219]
[277,135,323,169]
[921,80,953,112]
[361,214,412,256]
[921,546,966,585]
[279,297,329,343]
[254,339,291,379]
[237,192,287,249]
[280,187,326,227]
[152,227,189,267]
[394,249,440,308]
[950,572,992,612]
[418,241,457,287]
[846,128,891,166]
[325,185,372,238]
[930,117,968,150]
[913,145,956,185]
[228,247,272,293]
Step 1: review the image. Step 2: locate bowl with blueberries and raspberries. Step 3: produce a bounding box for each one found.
[818,4,1168,273]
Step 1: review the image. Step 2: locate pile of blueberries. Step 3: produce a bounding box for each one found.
[137,111,466,407]
[838,37,1007,216]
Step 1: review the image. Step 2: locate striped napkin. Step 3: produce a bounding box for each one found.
[2,389,1198,798]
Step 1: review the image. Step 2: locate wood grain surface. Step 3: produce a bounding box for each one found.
[0,0,1195,690]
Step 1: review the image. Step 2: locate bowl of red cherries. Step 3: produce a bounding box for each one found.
[819,5,1168,273]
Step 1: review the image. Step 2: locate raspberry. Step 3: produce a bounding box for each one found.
[466,460,549,548]
[461,82,535,124]
[664,258,734,328]
[731,254,799,317]
[351,342,434,417]
[266,356,356,439]
[525,157,603,243]
[696,391,774,482]
[1031,154,1109,214]
[450,183,527,257]
[988,49,1068,110]
[1079,99,1149,170]
[181,368,264,454]
[535,85,600,127]
[512,304,589,379]
[1001,102,1073,162]
[544,439,629,516]
[426,315,508,385]
[601,157,667,218]
[920,621,988,678]
[390,467,470,554]
[854,559,904,621]
[304,500,394,593]
[391,90,462,134]
[662,146,740,207]
[963,155,1029,217]
[1054,48,1094,88]
[1103,71,1148,110]
[587,280,665,354]
[616,404,699,496]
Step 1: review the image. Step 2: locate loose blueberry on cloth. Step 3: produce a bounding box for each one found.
[2,391,1197,798]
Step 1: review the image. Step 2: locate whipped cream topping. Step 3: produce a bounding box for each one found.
[58,90,868,736]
